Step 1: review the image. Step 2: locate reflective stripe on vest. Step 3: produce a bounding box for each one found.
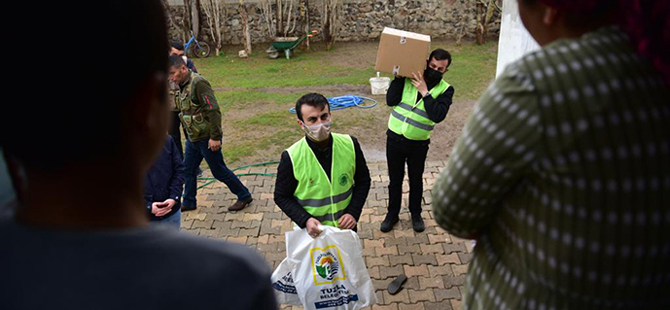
[388,78,450,141]
[286,133,356,228]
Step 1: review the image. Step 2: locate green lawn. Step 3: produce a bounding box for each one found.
[195,50,375,89]
[190,40,498,165]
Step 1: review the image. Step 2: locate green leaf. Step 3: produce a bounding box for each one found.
[316,265,327,279]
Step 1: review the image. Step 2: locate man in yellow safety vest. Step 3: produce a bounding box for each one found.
[274,93,371,238]
[382,48,455,233]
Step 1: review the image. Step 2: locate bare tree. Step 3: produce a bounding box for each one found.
[202,0,226,56]
[320,0,342,50]
[281,0,298,37]
[276,0,283,36]
[300,0,310,50]
[260,0,277,39]
[260,0,298,39]
[473,0,502,45]
[239,0,252,54]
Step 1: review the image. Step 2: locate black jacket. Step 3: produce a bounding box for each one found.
[386,77,455,145]
[144,136,185,220]
[274,135,371,229]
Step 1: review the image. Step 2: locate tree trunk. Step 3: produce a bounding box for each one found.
[475,1,484,45]
[217,2,226,56]
[323,0,331,50]
[301,0,310,50]
[239,0,252,54]
[191,0,200,38]
[276,0,283,37]
[259,0,276,39]
[202,0,225,56]
[183,0,193,41]
[214,0,224,56]
[474,0,499,45]
[483,0,497,42]
[322,0,339,50]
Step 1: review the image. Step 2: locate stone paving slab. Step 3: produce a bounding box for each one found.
[182,161,470,310]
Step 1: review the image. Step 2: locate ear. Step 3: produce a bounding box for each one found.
[543,7,560,25]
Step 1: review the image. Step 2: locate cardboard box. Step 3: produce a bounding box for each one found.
[375,27,431,77]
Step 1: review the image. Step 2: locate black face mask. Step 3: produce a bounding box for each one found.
[424,67,443,84]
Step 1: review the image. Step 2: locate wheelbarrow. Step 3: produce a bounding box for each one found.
[267,30,318,59]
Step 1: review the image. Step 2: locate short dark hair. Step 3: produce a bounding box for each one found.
[170,39,185,52]
[429,48,452,68]
[295,93,330,121]
[2,0,168,170]
[169,54,186,69]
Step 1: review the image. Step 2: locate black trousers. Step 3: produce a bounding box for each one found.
[386,135,429,217]
[168,111,184,158]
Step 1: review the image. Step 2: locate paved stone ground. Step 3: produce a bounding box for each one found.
[182,161,473,310]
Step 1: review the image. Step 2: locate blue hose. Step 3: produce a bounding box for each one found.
[288,95,377,114]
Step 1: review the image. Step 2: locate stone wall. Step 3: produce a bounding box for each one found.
[166,0,500,46]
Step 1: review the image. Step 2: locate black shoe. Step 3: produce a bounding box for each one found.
[380,215,399,232]
[411,214,425,232]
[387,274,408,295]
[181,204,197,212]
[228,197,253,211]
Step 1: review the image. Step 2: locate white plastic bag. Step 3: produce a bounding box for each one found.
[271,257,302,305]
[285,226,377,310]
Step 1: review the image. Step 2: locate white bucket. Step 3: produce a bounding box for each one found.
[369,72,391,95]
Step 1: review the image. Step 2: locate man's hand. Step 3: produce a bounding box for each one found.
[151,201,172,217]
[410,71,429,96]
[306,218,322,238]
[338,214,357,230]
[208,139,221,152]
[163,198,177,209]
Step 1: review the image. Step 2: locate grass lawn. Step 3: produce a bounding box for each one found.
[189,40,498,165]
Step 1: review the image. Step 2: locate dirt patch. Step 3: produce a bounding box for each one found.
[325,41,380,68]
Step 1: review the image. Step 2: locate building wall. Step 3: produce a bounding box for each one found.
[167,0,501,45]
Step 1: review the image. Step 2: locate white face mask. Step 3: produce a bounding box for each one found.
[302,121,332,142]
[181,55,188,64]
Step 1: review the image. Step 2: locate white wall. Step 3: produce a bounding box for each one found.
[495,0,539,77]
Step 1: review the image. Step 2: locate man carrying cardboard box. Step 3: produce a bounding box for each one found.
[381,48,455,233]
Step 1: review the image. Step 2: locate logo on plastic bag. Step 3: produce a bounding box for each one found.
[316,255,339,280]
[311,245,347,285]
[273,271,297,294]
